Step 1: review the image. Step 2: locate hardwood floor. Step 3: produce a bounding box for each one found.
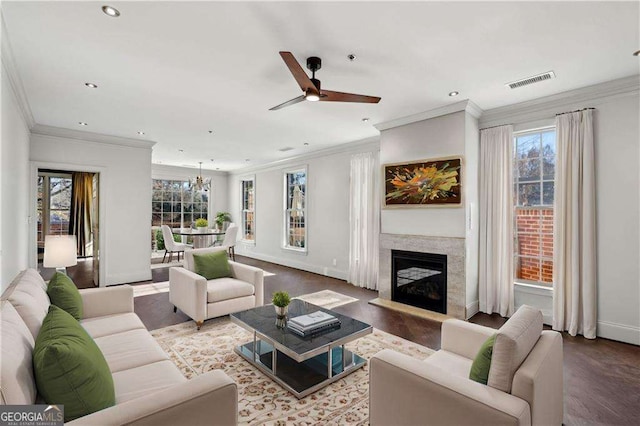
[80,255,640,425]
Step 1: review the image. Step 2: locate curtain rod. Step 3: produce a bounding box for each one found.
[479,124,512,131]
[556,107,595,116]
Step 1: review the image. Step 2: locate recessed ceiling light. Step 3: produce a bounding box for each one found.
[348,54,357,61]
[245,159,250,162]
[137,131,145,135]
[210,159,214,162]
[101,5,120,17]
[78,122,87,126]
[85,82,98,89]
[178,149,184,153]
[208,130,213,134]
[449,91,459,97]
[361,117,370,122]
[634,50,640,56]
[303,142,309,146]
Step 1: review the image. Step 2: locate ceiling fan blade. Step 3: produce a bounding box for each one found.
[279,51,315,92]
[319,90,381,104]
[269,95,306,111]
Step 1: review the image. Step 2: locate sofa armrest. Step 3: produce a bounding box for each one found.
[512,331,563,426]
[229,261,264,307]
[79,286,134,319]
[169,267,207,322]
[67,370,237,426]
[370,349,531,426]
[441,319,496,359]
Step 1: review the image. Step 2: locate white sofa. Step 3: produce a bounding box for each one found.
[370,305,563,426]
[169,247,264,329]
[1,269,238,425]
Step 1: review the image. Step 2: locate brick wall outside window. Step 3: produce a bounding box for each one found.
[515,208,553,284]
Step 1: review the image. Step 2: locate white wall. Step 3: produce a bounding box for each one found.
[229,140,379,281]
[481,77,640,344]
[152,164,229,220]
[30,130,154,286]
[1,62,31,290]
[380,111,467,237]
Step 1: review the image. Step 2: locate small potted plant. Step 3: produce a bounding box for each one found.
[272,291,291,318]
[215,211,232,231]
[195,217,208,232]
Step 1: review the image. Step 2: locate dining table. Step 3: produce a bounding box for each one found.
[172,228,226,249]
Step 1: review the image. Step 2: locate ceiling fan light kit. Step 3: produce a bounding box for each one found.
[270,51,381,110]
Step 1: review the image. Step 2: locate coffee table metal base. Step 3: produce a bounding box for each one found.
[234,338,367,399]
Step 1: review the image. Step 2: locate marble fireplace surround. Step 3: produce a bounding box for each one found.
[379,233,466,319]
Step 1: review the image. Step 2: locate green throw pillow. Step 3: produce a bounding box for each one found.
[469,333,497,385]
[47,271,83,320]
[33,305,115,422]
[193,250,232,279]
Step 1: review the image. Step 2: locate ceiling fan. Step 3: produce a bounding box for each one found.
[270,51,381,111]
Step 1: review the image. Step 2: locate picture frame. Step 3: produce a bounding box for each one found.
[382,156,463,208]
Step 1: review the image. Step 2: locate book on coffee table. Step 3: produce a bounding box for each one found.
[288,311,340,336]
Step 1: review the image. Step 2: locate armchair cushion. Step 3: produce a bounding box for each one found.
[469,333,496,385]
[207,278,255,303]
[488,305,543,393]
[47,272,83,320]
[192,250,232,280]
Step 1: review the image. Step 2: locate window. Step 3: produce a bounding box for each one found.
[513,129,555,286]
[241,178,255,242]
[37,173,73,248]
[283,168,307,251]
[151,179,209,228]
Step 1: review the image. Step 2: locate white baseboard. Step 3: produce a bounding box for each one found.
[466,301,479,319]
[105,270,152,286]
[234,250,348,281]
[597,320,640,345]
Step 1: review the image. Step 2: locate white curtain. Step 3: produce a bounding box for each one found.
[553,109,597,339]
[348,151,380,290]
[479,125,514,317]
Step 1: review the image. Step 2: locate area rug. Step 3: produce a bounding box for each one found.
[151,318,434,425]
[294,290,358,309]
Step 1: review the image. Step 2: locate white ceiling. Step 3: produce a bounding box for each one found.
[3,1,638,170]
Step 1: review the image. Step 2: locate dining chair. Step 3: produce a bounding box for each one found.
[220,223,239,260]
[161,225,190,263]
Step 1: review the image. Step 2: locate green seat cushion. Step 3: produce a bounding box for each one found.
[33,305,115,421]
[469,333,497,385]
[47,272,83,320]
[193,250,232,280]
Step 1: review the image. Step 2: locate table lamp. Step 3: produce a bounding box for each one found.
[43,235,77,274]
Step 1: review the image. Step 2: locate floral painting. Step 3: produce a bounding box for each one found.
[383,157,462,207]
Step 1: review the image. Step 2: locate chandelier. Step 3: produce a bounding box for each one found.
[189,162,211,192]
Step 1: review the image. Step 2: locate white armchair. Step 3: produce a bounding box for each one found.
[370,305,563,426]
[169,247,264,329]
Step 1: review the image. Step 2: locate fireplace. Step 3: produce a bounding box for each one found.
[391,250,447,314]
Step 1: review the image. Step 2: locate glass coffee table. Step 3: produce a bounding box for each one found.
[230,299,372,398]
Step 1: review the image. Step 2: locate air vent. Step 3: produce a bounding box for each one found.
[506,71,555,89]
[278,147,294,152]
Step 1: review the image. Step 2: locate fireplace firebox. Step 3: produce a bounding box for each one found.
[391,250,447,314]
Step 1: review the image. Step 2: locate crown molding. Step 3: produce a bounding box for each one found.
[1,14,36,129]
[152,163,228,178]
[479,74,640,128]
[228,136,380,176]
[31,124,156,150]
[374,99,484,131]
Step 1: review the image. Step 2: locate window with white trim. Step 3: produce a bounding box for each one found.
[283,167,307,251]
[241,177,255,242]
[513,128,556,286]
[151,179,208,228]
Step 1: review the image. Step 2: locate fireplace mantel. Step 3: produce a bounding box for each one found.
[379,233,466,319]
